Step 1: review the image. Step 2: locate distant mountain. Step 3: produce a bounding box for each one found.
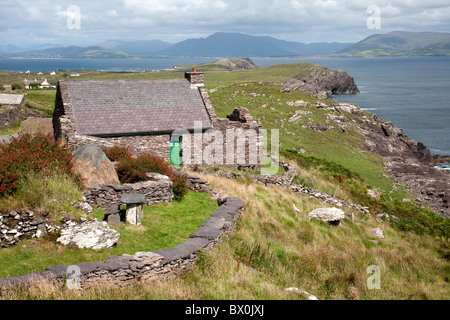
[337,31,450,56]
[156,32,352,57]
[96,39,172,55]
[1,33,352,58]
[9,46,131,58]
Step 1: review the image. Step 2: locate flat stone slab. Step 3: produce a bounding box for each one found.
[121,194,146,204]
[155,247,191,265]
[189,226,221,240]
[176,238,211,253]
[201,217,226,230]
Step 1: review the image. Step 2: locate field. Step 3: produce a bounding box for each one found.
[0,62,449,300]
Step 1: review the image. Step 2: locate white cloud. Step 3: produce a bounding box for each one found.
[0,0,449,46]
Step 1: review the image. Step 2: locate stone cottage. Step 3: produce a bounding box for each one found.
[0,93,25,109]
[52,71,263,168]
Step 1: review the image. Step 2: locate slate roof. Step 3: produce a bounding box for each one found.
[0,93,24,105]
[63,79,213,136]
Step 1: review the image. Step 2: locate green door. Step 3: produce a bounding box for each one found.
[170,135,182,166]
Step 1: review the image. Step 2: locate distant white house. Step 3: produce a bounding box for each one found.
[22,79,36,89]
[50,71,56,75]
[39,79,51,88]
[37,72,43,75]
[70,73,80,77]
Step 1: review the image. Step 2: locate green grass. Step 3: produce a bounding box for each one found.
[208,82,393,193]
[0,191,217,278]
[24,89,56,106]
[5,174,448,300]
[1,62,449,300]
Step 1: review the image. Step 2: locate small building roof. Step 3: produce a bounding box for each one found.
[61,79,213,136]
[0,93,24,105]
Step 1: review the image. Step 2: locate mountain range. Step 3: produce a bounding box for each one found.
[0,32,351,58]
[1,31,449,58]
[338,31,450,56]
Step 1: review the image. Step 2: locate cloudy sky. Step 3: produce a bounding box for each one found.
[1,0,449,48]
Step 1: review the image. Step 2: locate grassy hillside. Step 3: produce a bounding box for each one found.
[3,175,449,300]
[1,62,449,300]
[208,81,392,193]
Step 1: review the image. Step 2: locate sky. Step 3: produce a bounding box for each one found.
[1,0,449,48]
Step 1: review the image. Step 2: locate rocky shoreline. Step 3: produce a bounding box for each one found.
[356,113,449,217]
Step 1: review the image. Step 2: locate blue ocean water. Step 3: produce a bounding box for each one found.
[0,56,448,155]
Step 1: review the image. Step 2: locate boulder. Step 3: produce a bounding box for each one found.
[72,144,120,186]
[57,220,120,250]
[370,228,384,239]
[19,118,53,137]
[307,207,345,225]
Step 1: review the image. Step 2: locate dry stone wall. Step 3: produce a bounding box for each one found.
[83,180,174,209]
[0,105,45,132]
[0,210,53,248]
[0,175,245,290]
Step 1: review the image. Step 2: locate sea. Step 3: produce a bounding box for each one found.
[0,56,449,163]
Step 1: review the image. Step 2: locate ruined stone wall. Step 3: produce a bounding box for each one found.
[0,104,45,132]
[0,210,55,248]
[83,180,174,209]
[0,189,244,290]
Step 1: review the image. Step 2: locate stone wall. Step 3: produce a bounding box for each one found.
[0,104,45,132]
[201,164,370,215]
[0,210,56,248]
[0,193,244,289]
[83,180,174,209]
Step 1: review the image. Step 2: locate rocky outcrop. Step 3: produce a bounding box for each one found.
[356,114,449,217]
[281,65,359,99]
[215,58,259,71]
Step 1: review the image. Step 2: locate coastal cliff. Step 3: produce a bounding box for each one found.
[281,64,360,99]
[357,113,449,217]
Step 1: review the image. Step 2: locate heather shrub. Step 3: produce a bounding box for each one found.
[0,134,83,197]
[116,153,188,200]
[102,145,133,162]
